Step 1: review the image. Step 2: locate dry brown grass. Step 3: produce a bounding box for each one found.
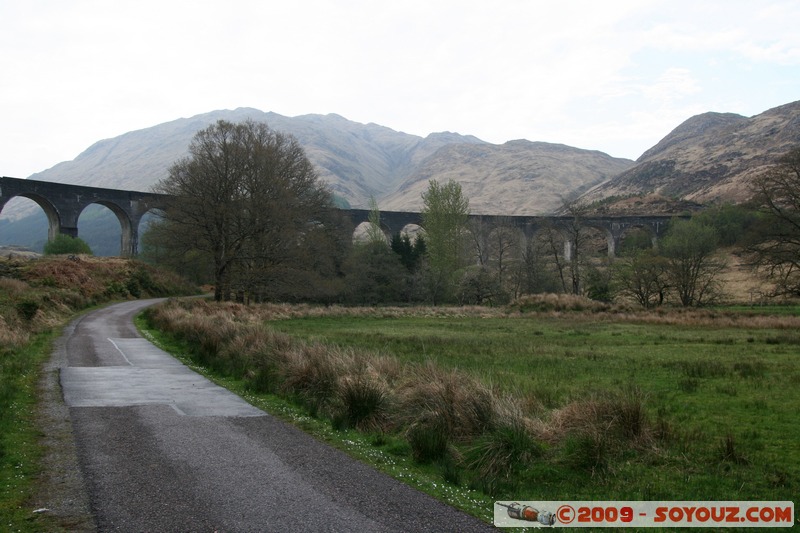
[0,277,29,297]
[148,299,524,464]
[544,389,650,446]
[146,297,799,489]
[0,314,30,348]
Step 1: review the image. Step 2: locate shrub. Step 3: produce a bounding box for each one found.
[15,300,40,321]
[43,234,93,255]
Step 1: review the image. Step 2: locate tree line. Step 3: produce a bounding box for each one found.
[141,119,800,307]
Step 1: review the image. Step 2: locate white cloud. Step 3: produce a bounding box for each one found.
[0,0,798,177]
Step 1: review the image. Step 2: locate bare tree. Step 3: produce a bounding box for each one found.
[748,146,800,296]
[154,119,342,301]
[612,249,669,308]
[661,218,724,306]
[468,216,519,300]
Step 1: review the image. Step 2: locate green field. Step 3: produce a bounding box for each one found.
[267,311,799,503]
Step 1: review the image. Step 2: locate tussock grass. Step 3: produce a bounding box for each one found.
[508,293,614,313]
[145,299,665,498]
[143,297,800,507]
[465,397,544,493]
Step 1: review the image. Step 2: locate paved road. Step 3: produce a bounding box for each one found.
[57,299,495,532]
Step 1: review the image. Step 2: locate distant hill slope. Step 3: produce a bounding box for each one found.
[15,108,479,216]
[579,100,800,211]
[382,140,633,215]
[12,101,800,252]
[5,108,629,220]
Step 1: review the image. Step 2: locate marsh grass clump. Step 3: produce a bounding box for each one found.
[405,412,453,463]
[508,293,610,314]
[465,398,544,494]
[331,364,392,431]
[394,363,497,463]
[282,343,345,415]
[392,364,493,462]
[542,387,652,474]
[733,360,767,379]
[675,360,728,379]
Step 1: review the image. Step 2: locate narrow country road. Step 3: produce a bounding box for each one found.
[51,299,495,532]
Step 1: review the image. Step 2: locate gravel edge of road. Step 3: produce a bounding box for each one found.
[33,316,97,532]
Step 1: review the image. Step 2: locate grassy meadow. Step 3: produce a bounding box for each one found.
[142,296,799,525]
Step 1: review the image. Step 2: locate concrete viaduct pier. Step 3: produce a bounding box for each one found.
[1,177,675,257]
[345,209,674,259]
[0,177,169,257]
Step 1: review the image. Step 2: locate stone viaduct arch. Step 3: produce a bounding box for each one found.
[345,209,675,259]
[1,177,676,258]
[0,177,169,257]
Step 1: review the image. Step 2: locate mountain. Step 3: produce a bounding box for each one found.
[15,108,471,214]
[579,101,800,211]
[2,108,630,231]
[1,108,631,254]
[382,140,633,214]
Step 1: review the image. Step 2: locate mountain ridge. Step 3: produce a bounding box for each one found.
[8,107,631,219]
[4,100,800,254]
[579,100,800,211]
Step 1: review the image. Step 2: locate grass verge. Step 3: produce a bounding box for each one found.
[0,330,63,532]
[138,298,800,528]
[134,314,496,522]
[0,255,198,531]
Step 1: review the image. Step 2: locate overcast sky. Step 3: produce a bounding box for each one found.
[2,0,798,179]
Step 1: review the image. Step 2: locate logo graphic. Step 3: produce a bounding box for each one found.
[496,502,556,526]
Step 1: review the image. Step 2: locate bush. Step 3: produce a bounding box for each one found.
[43,234,93,256]
[15,300,40,321]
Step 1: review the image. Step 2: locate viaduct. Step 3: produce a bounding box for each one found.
[1,176,675,258]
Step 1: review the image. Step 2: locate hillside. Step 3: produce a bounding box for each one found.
[4,100,799,253]
[7,108,627,217]
[382,140,633,214]
[580,100,800,211]
[1,108,633,253]
[15,108,452,214]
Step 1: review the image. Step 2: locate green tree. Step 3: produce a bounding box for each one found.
[619,227,654,256]
[342,241,407,304]
[154,119,343,302]
[390,233,426,272]
[694,203,760,247]
[421,179,470,304]
[364,196,387,245]
[43,234,93,255]
[748,147,800,296]
[661,218,723,306]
